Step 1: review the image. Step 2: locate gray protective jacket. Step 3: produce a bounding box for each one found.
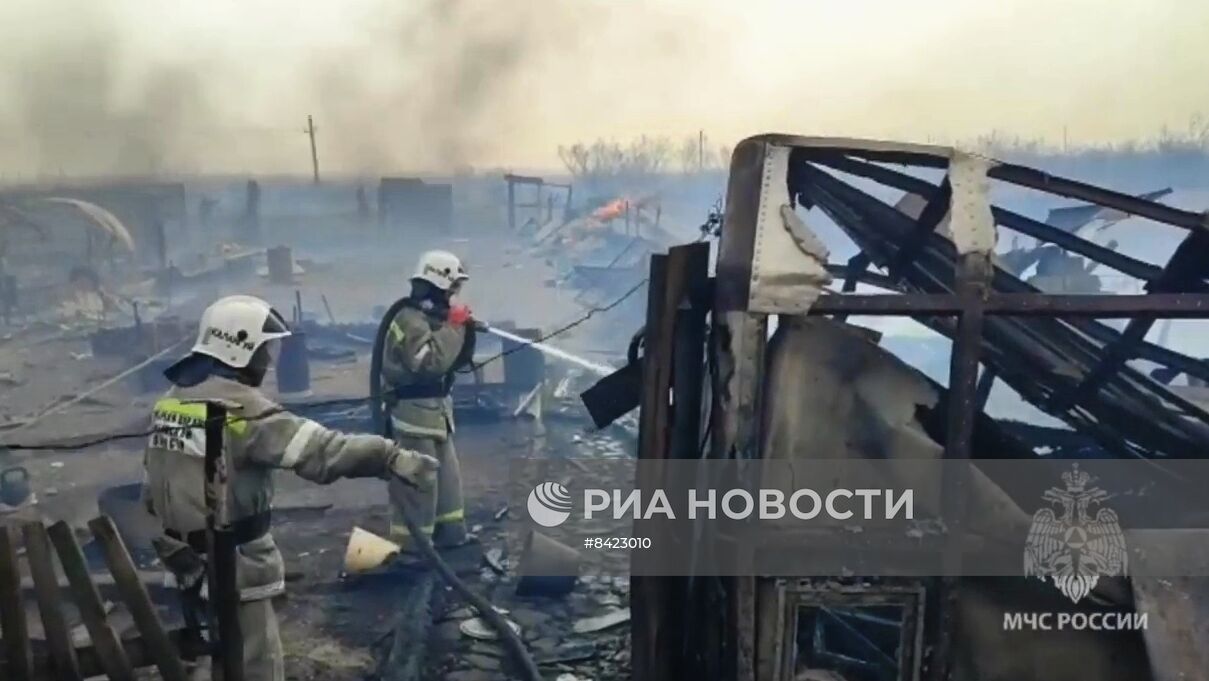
[141,376,401,602]
[381,305,468,440]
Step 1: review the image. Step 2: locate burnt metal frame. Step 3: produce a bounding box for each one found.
[628,133,1209,681]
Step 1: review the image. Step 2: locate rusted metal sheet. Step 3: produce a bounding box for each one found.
[745,144,831,314]
[22,522,82,681]
[47,521,135,681]
[0,525,32,681]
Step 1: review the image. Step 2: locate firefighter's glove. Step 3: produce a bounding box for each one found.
[448,304,474,327]
[389,448,440,491]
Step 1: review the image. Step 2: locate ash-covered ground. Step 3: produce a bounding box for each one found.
[0,205,648,680]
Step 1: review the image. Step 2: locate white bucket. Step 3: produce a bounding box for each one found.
[343,526,402,573]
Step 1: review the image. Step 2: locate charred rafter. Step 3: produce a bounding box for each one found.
[789,158,1209,460]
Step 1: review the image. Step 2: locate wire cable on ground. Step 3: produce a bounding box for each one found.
[1,277,649,452]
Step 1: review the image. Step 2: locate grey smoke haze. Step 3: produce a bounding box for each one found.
[0,0,1205,177]
[0,0,724,177]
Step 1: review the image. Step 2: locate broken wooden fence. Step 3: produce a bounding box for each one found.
[0,517,201,680]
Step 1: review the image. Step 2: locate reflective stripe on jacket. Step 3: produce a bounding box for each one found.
[381,305,467,440]
[142,376,399,601]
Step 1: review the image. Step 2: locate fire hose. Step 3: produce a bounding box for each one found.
[370,298,542,681]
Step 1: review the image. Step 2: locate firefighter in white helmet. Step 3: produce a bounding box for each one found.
[142,295,438,681]
[381,250,477,555]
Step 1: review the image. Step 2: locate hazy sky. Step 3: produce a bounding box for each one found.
[0,0,1205,176]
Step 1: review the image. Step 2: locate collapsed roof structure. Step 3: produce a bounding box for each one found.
[621,135,1209,681]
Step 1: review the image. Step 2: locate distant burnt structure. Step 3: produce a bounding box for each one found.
[504,173,572,233]
[378,177,453,234]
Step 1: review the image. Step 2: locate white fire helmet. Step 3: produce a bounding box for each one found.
[411,250,469,291]
[191,295,292,369]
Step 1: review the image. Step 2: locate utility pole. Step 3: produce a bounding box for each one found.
[697,129,704,171]
[306,115,320,184]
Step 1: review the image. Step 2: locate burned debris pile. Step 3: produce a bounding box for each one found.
[620,136,1209,681]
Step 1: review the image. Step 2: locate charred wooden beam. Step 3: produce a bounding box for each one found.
[22,523,82,681]
[203,401,244,681]
[888,176,952,280]
[840,255,871,292]
[1052,230,1209,411]
[824,263,902,293]
[506,181,516,231]
[988,163,1209,231]
[930,252,990,681]
[47,521,135,681]
[808,155,1166,282]
[632,252,673,681]
[89,516,189,681]
[974,368,997,412]
[794,145,949,169]
[670,245,713,678]
[502,173,544,186]
[819,263,1209,383]
[713,143,773,681]
[806,292,1209,317]
[831,254,875,322]
[795,160,1209,457]
[0,525,32,681]
[795,145,1207,231]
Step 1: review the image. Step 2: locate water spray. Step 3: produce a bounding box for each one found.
[480,324,615,377]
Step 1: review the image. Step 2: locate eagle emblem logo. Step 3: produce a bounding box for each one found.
[1024,464,1127,603]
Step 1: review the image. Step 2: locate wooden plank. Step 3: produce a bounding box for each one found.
[631,252,672,681]
[22,522,82,681]
[708,311,769,681]
[203,401,244,681]
[632,245,709,680]
[930,252,990,681]
[65,627,210,678]
[47,520,135,681]
[0,525,32,681]
[669,243,713,679]
[89,516,189,681]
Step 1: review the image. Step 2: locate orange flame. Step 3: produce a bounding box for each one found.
[591,197,629,222]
